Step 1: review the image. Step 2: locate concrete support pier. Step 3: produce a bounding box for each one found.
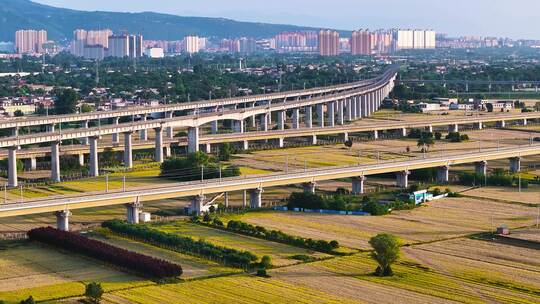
[24,158,37,171]
[292,108,300,129]
[475,161,487,176]
[305,106,313,128]
[327,101,335,127]
[337,100,344,125]
[125,201,143,224]
[89,136,99,177]
[81,120,89,145]
[124,132,133,168]
[154,127,164,163]
[188,127,200,153]
[249,187,263,209]
[303,182,316,194]
[8,147,17,187]
[474,122,483,130]
[396,170,410,188]
[509,157,521,173]
[448,124,459,133]
[352,176,365,195]
[277,110,286,130]
[51,141,61,182]
[165,111,174,139]
[55,210,71,231]
[260,113,269,131]
[139,116,148,140]
[211,120,219,134]
[437,166,449,184]
[112,117,120,144]
[191,194,206,215]
[317,104,325,127]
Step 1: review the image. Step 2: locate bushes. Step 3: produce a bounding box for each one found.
[224,220,339,253]
[362,200,390,216]
[287,192,358,211]
[103,220,257,268]
[458,170,524,187]
[85,282,104,304]
[27,227,182,279]
[446,132,469,142]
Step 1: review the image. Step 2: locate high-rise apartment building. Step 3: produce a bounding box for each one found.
[393,29,436,50]
[318,30,339,56]
[351,30,372,55]
[107,34,143,58]
[15,29,47,54]
[184,36,201,54]
[71,29,112,57]
[372,30,392,54]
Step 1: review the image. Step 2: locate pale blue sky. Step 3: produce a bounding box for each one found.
[34,0,540,39]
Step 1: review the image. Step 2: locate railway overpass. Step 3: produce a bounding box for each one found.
[0,67,399,187]
[0,143,537,230]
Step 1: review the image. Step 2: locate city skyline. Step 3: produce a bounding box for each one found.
[33,0,540,39]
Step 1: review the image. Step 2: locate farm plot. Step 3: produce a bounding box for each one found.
[231,197,538,249]
[0,241,150,303]
[91,230,240,279]
[151,221,331,267]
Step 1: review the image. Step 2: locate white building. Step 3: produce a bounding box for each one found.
[184,36,201,54]
[145,47,165,58]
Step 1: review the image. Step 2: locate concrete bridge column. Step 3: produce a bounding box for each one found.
[123,132,133,168]
[361,95,367,118]
[78,154,85,167]
[372,92,377,113]
[125,202,143,224]
[474,122,483,130]
[89,136,99,177]
[139,116,148,140]
[497,120,506,128]
[365,94,372,116]
[352,176,365,194]
[437,166,449,184]
[427,125,433,133]
[188,126,200,153]
[292,108,300,129]
[251,103,257,128]
[242,140,249,150]
[260,113,269,131]
[224,192,229,208]
[400,128,407,137]
[345,99,352,121]
[448,124,459,133]
[8,147,17,188]
[522,119,528,126]
[373,130,379,139]
[24,158,37,171]
[51,141,61,182]
[356,96,362,118]
[509,157,521,173]
[11,127,18,137]
[112,117,120,144]
[278,137,285,148]
[204,143,211,154]
[249,187,263,209]
[267,100,272,124]
[81,120,89,145]
[165,112,174,139]
[311,135,318,145]
[303,182,316,194]
[191,194,206,215]
[46,124,55,133]
[277,110,286,130]
[396,170,410,188]
[327,101,335,127]
[337,100,344,125]
[211,120,219,134]
[350,98,357,120]
[305,106,313,128]
[233,120,244,133]
[316,104,325,127]
[165,145,172,158]
[475,161,487,176]
[154,127,164,163]
[55,210,71,232]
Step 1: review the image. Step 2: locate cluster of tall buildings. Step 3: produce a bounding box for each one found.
[70,29,143,60]
[393,29,436,50]
[15,29,48,54]
[220,37,257,54]
[272,31,318,52]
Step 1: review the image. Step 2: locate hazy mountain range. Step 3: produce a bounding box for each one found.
[0,0,347,42]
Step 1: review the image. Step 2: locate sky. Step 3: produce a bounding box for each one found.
[34,0,540,39]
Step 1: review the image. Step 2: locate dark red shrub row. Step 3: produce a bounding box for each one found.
[27,227,182,278]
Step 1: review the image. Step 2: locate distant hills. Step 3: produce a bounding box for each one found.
[0,0,345,42]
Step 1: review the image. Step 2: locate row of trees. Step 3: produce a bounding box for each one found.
[27,227,182,278]
[160,152,240,181]
[287,192,361,212]
[102,220,258,268]
[203,218,339,253]
[458,169,529,188]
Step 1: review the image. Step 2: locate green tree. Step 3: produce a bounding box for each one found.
[85,282,104,304]
[13,109,24,117]
[80,104,93,113]
[417,135,435,152]
[55,89,78,114]
[218,143,233,161]
[369,233,400,277]
[259,255,272,269]
[20,296,35,304]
